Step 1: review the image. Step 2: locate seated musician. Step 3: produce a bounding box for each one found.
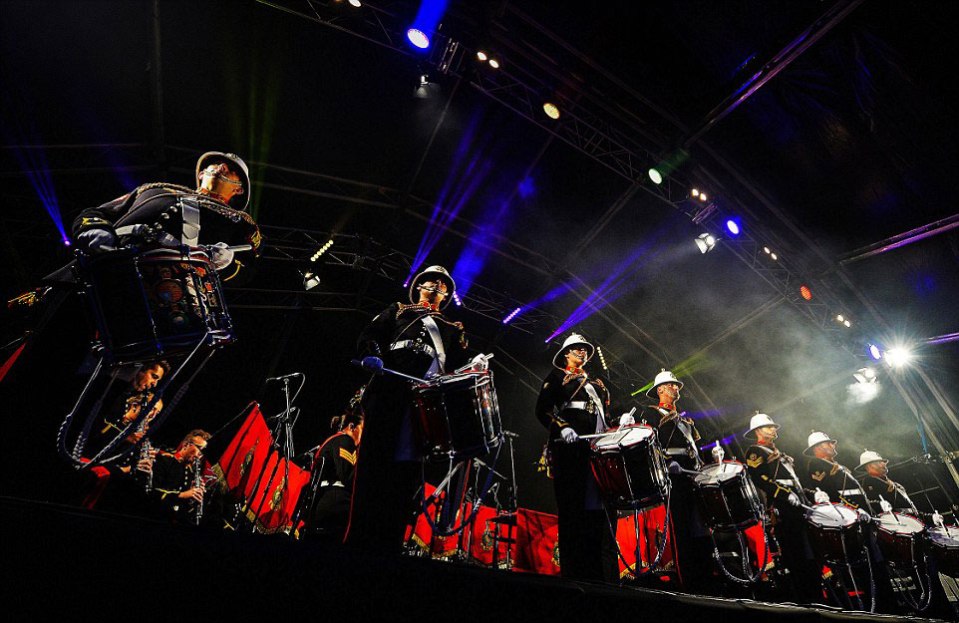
[534,333,619,582]
[71,151,261,282]
[345,265,471,553]
[78,361,168,510]
[139,429,211,524]
[803,431,872,513]
[300,409,364,542]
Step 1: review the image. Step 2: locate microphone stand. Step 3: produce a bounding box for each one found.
[247,374,304,534]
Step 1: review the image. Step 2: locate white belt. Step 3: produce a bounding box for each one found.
[390,340,436,357]
[776,479,795,487]
[320,480,345,488]
[839,488,863,496]
[565,401,590,411]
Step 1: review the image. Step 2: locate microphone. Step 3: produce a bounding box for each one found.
[266,372,303,382]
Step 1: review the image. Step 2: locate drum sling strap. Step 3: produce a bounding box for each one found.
[581,382,606,434]
[419,315,446,376]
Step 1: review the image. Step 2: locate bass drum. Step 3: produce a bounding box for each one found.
[693,461,764,531]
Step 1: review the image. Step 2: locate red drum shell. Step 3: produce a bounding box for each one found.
[79,247,234,362]
[693,461,764,531]
[805,503,865,562]
[875,512,925,566]
[412,371,503,461]
[589,426,669,510]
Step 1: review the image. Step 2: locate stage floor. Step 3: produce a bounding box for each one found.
[3,497,948,622]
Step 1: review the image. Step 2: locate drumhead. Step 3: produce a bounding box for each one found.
[930,525,959,548]
[807,503,858,528]
[878,512,925,535]
[592,426,653,451]
[694,461,744,486]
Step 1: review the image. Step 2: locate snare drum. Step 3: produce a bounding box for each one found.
[805,503,865,562]
[412,370,503,461]
[79,247,234,361]
[875,512,925,566]
[927,524,959,571]
[693,461,764,531]
[589,426,669,510]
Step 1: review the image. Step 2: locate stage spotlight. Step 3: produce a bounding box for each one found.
[543,102,560,119]
[843,320,851,327]
[725,218,741,236]
[503,307,522,324]
[799,285,812,301]
[837,314,844,322]
[407,28,430,49]
[63,238,72,247]
[691,188,700,197]
[770,252,778,261]
[476,50,488,61]
[488,58,500,69]
[695,233,717,254]
[348,0,362,6]
[452,291,463,306]
[884,347,912,368]
[763,246,770,254]
[597,346,609,372]
[868,343,883,360]
[699,193,708,201]
[303,271,320,291]
[648,167,663,185]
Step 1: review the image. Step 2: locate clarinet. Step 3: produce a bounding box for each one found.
[193,455,204,526]
[139,436,153,493]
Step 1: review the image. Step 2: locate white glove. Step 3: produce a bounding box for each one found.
[210,242,235,271]
[787,492,801,507]
[560,427,579,444]
[77,228,116,253]
[856,509,872,524]
[470,353,490,371]
[813,488,830,504]
[618,412,635,427]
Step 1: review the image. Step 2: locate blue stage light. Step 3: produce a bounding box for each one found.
[725,218,741,236]
[868,344,882,360]
[407,29,430,49]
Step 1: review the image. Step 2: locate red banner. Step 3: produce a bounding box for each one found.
[246,454,311,534]
[614,505,679,581]
[213,402,273,499]
[514,508,561,576]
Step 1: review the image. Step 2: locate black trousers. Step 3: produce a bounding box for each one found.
[551,440,617,582]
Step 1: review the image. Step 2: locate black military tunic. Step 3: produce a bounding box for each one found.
[72,183,261,282]
[640,405,702,470]
[150,450,200,523]
[861,474,915,512]
[804,457,870,511]
[302,433,359,540]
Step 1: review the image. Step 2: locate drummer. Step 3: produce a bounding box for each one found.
[857,450,917,513]
[803,431,872,512]
[71,151,261,282]
[346,265,473,554]
[743,413,820,603]
[631,369,712,591]
[534,333,621,582]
